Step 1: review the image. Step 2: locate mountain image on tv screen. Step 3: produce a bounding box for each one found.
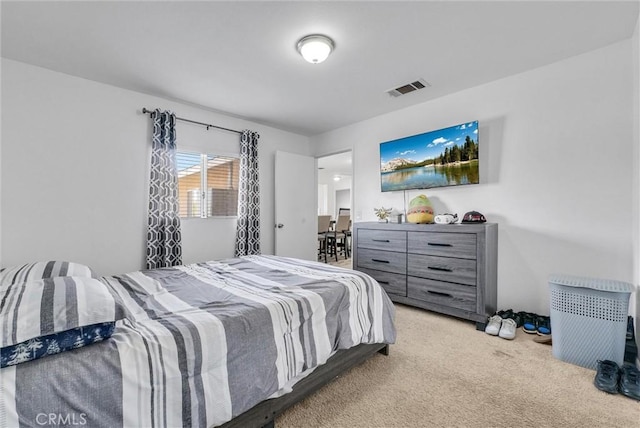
[380,121,479,192]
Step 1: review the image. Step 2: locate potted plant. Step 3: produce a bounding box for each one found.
[374,207,393,223]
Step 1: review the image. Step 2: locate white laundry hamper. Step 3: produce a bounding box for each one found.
[548,274,635,370]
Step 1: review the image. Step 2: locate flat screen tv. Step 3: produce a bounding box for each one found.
[380,120,479,192]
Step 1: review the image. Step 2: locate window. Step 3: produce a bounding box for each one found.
[177,151,239,218]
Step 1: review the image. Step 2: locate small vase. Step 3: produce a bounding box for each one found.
[377,218,388,223]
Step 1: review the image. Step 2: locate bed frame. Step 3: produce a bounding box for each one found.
[219,342,390,428]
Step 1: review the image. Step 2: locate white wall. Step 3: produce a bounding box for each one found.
[312,40,635,315]
[1,59,311,276]
[335,189,351,214]
[317,168,352,218]
[0,10,3,268]
[632,12,640,364]
[0,56,3,267]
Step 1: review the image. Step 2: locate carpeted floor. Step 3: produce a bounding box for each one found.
[324,257,352,269]
[277,304,639,428]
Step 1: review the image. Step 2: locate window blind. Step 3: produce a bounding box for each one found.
[176,152,239,218]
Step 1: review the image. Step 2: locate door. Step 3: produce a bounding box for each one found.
[275,151,317,260]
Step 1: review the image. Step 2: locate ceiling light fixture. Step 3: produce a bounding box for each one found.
[297,34,334,64]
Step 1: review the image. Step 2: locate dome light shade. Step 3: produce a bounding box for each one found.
[297,35,334,64]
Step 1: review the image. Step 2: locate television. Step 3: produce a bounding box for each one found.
[380,121,479,192]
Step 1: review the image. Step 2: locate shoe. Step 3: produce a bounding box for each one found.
[513,311,526,328]
[498,318,517,340]
[522,313,538,334]
[594,360,620,394]
[536,316,551,336]
[627,316,635,341]
[497,309,523,328]
[619,364,640,401]
[497,309,513,318]
[533,335,552,345]
[485,315,502,336]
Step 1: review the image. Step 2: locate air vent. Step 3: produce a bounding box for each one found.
[386,79,430,97]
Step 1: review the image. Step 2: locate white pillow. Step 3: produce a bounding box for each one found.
[0,261,94,287]
[0,276,123,368]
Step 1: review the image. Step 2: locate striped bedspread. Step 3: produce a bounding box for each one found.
[0,255,396,427]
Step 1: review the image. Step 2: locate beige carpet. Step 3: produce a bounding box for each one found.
[326,257,352,269]
[277,304,639,428]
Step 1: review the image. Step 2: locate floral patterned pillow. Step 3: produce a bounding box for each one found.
[0,261,94,287]
[0,276,124,368]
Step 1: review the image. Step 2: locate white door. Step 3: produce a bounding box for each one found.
[274,151,317,260]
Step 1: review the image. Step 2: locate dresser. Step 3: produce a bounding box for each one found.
[353,222,498,329]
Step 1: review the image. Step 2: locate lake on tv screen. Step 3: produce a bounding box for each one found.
[381,160,479,192]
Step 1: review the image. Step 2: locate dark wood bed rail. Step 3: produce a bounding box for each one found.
[219,342,390,428]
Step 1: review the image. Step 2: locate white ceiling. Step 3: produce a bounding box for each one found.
[2,1,638,136]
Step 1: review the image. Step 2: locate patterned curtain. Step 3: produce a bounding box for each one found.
[146,109,183,269]
[235,130,261,256]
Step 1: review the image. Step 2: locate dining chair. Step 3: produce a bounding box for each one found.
[326,215,351,261]
[317,215,332,263]
[337,208,351,257]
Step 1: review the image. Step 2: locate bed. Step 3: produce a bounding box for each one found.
[0,255,396,427]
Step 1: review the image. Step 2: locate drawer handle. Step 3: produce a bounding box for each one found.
[372,239,390,243]
[371,258,390,264]
[428,266,453,272]
[428,242,452,247]
[427,290,453,298]
[377,280,390,285]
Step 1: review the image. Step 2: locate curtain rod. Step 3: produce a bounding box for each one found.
[142,107,242,135]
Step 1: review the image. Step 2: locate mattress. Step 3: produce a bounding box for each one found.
[0,255,396,427]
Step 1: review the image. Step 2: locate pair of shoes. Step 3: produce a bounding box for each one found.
[522,313,551,336]
[485,315,517,340]
[627,316,635,341]
[594,360,640,400]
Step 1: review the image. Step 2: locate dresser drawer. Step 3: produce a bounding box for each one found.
[407,254,476,286]
[408,232,476,259]
[407,276,476,312]
[357,267,406,297]
[357,229,407,252]
[357,248,407,275]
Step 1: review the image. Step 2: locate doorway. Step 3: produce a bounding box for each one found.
[317,151,353,266]
[317,151,352,217]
